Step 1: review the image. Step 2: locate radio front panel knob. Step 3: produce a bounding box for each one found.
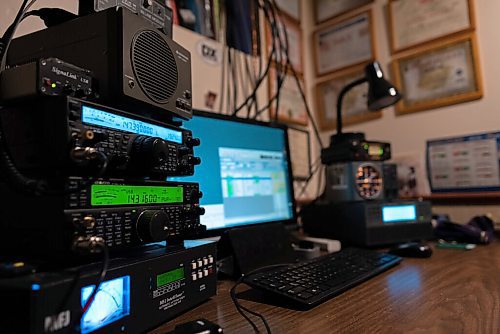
[136,210,169,242]
[187,156,201,166]
[186,137,200,148]
[190,190,203,201]
[131,135,169,168]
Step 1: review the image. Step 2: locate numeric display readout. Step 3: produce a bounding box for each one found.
[81,106,183,143]
[91,184,184,206]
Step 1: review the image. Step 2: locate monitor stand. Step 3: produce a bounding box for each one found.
[217,223,297,277]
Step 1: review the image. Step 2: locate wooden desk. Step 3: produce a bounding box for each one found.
[151,243,500,333]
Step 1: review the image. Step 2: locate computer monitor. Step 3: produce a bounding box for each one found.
[172,111,296,233]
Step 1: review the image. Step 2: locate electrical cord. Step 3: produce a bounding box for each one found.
[244,56,259,118]
[271,0,324,149]
[0,115,109,195]
[0,0,40,72]
[65,236,109,332]
[0,0,29,72]
[231,263,292,334]
[43,236,109,333]
[296,157,322,198]
[80,240,109,315]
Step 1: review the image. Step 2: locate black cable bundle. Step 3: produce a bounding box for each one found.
[219,0,324,198]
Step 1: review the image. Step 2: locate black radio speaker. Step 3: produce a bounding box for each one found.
[7,7,192,122]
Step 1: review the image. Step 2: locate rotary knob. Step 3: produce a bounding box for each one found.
[187,155,201,165]
[136,210,169,242]
[131,136,169,168]
[190,190,203,201]
[186,137,200,148]
[184,205,205,216]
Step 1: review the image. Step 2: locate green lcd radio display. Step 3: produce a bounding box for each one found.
[91,184,184,206]
[157,267,185,287]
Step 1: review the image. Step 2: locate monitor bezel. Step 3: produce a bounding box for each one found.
[189,110,298,237]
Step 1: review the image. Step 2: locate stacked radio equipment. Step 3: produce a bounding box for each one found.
[0,3,216,333]
[302,133,433,247]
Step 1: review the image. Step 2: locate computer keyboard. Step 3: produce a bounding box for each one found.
[243,248,402,309]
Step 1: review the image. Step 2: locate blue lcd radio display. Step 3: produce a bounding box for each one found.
[81,106,183,144]
[382,205,417,223]
[81,276,131,334]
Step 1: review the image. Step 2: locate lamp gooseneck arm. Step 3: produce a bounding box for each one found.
[336,77,367,135]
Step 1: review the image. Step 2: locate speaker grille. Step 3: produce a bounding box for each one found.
[131,30,178,104]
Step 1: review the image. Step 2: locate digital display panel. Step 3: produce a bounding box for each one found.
[81,106,183,143]
[81,276,130,334]
[157,267,184,287]
[368,144,383,156]
[382,205,417,223]
[91,185,183,206]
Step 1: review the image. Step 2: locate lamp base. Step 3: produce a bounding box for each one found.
[329,132,366,145]
[321,132,391,164]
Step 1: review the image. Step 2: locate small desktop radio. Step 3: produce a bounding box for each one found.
[302,200,433,246]
[0,178,206,256]
[0,97,200,179]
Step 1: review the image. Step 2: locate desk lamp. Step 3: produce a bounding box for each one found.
[331,61,401,146]
[319,61,402,200]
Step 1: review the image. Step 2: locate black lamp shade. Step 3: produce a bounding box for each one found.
[365,62,401,111]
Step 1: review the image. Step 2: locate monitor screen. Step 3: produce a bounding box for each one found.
[172,112,295,231]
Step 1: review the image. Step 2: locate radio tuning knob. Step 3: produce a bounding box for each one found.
[188,156,201,166]
[191,190,203,201]
[136,210,169,242]
[132,136,169,167]
[184,205,205,216]
[186,137,200,148]
[62,84,75,95]
[196,206,206,216]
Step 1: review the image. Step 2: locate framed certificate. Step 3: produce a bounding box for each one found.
[388,0,475,54]
[392,33,482,115]
[315,66,381,131]
[314,0,373,24]
[265,15,303,74]
[313,11,375,76]
[268,67,308,126]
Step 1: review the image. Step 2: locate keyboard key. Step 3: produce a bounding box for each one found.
[290,286,306,294]
[297,292,313,300]
[307,288,321,295]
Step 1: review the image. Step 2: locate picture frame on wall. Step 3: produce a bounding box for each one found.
[388,0,475,54]
[313,11,375,77]
[268,66,308,126]
[315,65,381,131]
[265,15,303,74]
[275,0,301,22]
[392,33,482,115]
[314,0,373,24]
[287,126,312,181]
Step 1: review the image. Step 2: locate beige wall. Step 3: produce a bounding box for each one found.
[1,1,77,37]
[303,0,500,156]
[300,0,500,218]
